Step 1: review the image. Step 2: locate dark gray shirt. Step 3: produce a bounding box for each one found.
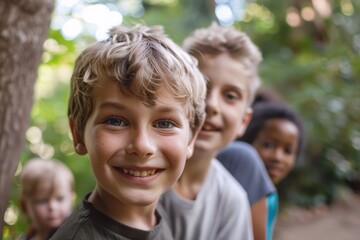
[50,194,173,240]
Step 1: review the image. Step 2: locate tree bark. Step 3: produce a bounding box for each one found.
[0,0,54,236]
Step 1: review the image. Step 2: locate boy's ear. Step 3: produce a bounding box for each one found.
[69,118,87,155]
[186,118,205,159]
[186,135,196,159]
[236,107,253,138]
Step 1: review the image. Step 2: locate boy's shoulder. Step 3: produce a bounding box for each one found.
[207,160,248,201]
[50,199,92,240]
[50,197,111,240]
[217,141,276,204]
[211,159,244,183]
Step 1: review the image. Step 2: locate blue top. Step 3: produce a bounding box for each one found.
[266,192,278,240]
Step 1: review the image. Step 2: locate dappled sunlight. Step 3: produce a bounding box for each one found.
[301,7,316,22]
[242,3,276,32]
[26,126,42,144]
[312,0,332,18]
[340,0,354,16]
[4,207,18,226]
[215,0,245,26]
[29,142,55,160]
[35,66,64,99]
[351,133,360,151]
[286,7,302,27]
[52,0,147,40]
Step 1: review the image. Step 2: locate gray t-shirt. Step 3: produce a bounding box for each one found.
[160,160,253,240]
[50,194,173,240]
[217,141,276,205]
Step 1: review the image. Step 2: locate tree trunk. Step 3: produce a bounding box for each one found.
[0,0,54,236]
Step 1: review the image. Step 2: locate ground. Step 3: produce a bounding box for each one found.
[274,190,360,240]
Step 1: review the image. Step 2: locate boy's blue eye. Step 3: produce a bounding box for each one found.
[104,117,126,126]
[155,120,175,129]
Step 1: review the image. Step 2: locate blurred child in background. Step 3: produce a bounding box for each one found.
[240,89,305,185]
[20,158,75,240]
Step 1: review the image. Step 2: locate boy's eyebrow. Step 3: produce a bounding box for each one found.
[99,100,184,113]
[98,101,126,110]
[222,82,246,93]
[207,76,246,92]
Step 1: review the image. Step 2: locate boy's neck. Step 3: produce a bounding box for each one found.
[173,149,214,200]
[89,187,157,230]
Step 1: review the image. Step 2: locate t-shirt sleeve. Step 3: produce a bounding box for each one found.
[217,141,276,205]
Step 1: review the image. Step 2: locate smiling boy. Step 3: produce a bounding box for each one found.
[50,24,206,240]
[160,23,262,240]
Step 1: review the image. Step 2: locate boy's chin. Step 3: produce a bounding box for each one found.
[129,195,159,207]
[121,189,162,206]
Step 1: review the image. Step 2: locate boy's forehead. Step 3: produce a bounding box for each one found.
[93,78,189,111]
[200,54,251,94]
[94,77,163,97]
[153,88,190,112]
[32,176,71,195]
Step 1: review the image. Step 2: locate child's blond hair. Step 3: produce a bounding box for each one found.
[20,158,74,200]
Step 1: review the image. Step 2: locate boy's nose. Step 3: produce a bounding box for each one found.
[205,92,219,116]
[126,129,156,158]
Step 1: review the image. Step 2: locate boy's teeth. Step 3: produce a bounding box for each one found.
[123,169,156,177]
[202,124,215,131]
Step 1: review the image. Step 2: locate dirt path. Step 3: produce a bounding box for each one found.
[274,192,360,240]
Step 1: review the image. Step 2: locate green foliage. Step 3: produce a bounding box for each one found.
[238,1,360,208]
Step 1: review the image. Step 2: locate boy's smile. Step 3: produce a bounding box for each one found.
[114,166,164,185]
[199,120,221,136]
[71,79,195,211]
[120,167,158,177]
